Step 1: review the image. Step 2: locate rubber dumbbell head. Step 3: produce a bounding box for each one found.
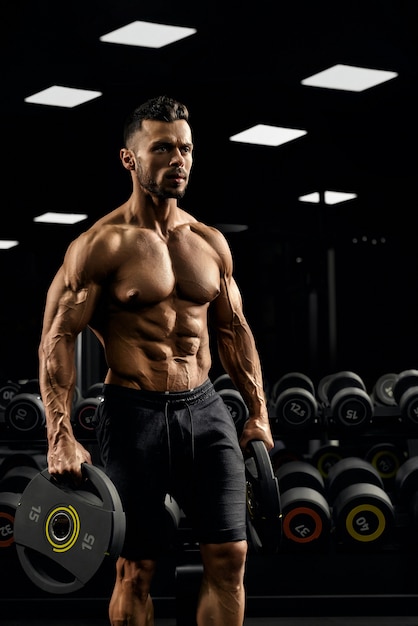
[310,443,344,479]
[4,393,46,435]
[271,372,315,402]
[365,443,407,485]
[326,457,384,503]
[218,388,249,437]
[275,460,331,549]
[327,457,395,547]
[323,371,373,430]
[0,380,21,413]
[393,369,418,426]
[271,372,318,432]
[213,373,238,392]
[372,373,397,407]
[394,456,418,507]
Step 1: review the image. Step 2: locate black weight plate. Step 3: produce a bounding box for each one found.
[245,440,281,554]
[14,463,125,594]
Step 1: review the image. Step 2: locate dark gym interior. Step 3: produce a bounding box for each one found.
[2,1,418,624]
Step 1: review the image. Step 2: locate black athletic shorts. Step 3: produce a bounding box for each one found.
[94,379,247,560]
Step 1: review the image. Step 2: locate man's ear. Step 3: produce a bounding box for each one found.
[120,148,135,170]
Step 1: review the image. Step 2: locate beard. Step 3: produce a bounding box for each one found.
[136,165,187,200]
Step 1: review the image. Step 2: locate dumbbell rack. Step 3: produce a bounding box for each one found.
[3,372,418,621]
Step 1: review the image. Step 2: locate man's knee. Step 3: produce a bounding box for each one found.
[115,557,156,597]
[200,541,247,586]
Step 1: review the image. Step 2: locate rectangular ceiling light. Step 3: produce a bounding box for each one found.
[24,86,102,108]
[0,240,19,250]
[301,64,398,92]
[99,20,197,48]
[299,191,357,204]
[34,212,88,224]
[229,124,307,147]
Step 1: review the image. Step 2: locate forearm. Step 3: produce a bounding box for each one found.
[38,334,77,446]
[217,322,268,422]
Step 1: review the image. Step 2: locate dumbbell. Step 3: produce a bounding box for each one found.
[270,441,302,473]
[18,378,41,394]
[392,369,418,427]
[372,373,397,407]
[365,442,407,489]
[72,382,104,437]
[4,390,46,437]
[326,457,395,547]
[0,380,21,416]
[318,371,373,431]
[394,456,418,532]
[269,372,319,433]
[213,373,237,392]
[213,375,249,437]
[275,460,331,549]
[309,441,344,479]
[0,453,44,482]
[0,464,40,493]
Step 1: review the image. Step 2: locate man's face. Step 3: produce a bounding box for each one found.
[131,119,193,200]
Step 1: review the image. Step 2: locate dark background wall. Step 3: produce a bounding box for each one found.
[1,0,418,396]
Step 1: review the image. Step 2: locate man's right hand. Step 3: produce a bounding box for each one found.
[47,437,92,486]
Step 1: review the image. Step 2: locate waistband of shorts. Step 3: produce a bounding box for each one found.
[102,378,215,407]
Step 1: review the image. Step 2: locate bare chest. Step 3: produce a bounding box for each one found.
[110,229,221,306]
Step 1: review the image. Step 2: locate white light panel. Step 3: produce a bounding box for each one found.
[0,240,19,250]
[299,191,357,204]
[99,20,197,48]
[34,212,88,224]
[230,124,307,147]
[325,191,357,204]
[24,86,102,108]
[301,64,398,92]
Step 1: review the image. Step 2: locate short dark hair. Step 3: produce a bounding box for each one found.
[123,95,190,146]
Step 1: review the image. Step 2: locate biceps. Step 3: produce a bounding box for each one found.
[41,270,95,341]
[212,276,245,328]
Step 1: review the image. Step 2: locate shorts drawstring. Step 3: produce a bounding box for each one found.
[102,380,214,498]
[164,401,172,494]
[185,401,194,461]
